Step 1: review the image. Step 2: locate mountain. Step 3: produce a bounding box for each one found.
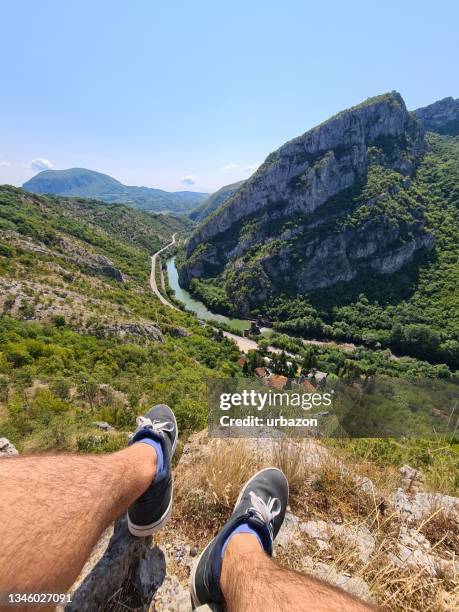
[414,96,459,136]
[180,92,429,297]
[178,93,459,367]
[22,168,208,215]
[189,180,245,222]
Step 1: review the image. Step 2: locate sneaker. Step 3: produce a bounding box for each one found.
[127,404,178,537]
[190,467,288,607]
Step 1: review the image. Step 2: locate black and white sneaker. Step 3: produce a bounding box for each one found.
[127,404,178,537]
[190,467,288,607]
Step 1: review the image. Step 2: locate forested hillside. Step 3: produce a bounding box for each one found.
[265,134,459,367]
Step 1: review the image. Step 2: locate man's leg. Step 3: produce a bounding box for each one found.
[0,444,156,592]
[0,403,178,594]
[221,533,374,611]
[191,467,375,611]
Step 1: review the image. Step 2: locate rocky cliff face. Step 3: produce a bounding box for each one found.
[180,92,433,313]
[414,97,459,136]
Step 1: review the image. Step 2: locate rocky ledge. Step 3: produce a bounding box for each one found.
[61,433,458,611]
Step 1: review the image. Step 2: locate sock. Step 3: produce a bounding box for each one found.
[221,523,263,559]
[136,437,165,481]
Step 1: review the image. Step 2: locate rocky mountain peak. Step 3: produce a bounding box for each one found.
[414,96,459,136]
[185,92,424,261]
[179,93,432,312]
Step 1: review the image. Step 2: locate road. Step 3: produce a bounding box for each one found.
[222,331,258,353]
[150,234,179,310]
[222,331,299,358]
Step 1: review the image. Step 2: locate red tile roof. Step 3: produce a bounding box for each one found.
[301,380,316,392]
[268,374,288,390]
[254,367,268,378]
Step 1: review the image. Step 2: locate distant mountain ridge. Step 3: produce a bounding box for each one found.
[189,180,245,222]
[22,168,208,215]
[414,96,459,136]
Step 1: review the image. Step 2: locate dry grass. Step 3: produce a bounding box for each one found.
[174,440,258,544]
[271,438,307,493]
[171,435,458,611]
[418,508,459,555]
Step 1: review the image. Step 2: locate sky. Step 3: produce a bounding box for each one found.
[1,0,458,193]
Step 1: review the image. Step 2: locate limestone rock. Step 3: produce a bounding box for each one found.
[58,237,125,282]
[414,97,459,135]
[101,322,164,343]
[399,464,424,492]
[64,517,164,612]
[274,511,300,548]
[387,525,459,577]
[314,562,374,603]
[167,325,191,338]
[300,520,375,562]
[0,438,19,457]
[393,488,459,521]
[180,92,432,309]
[92,421,115,432]
[93,254,124,283]
[150,575,191,612]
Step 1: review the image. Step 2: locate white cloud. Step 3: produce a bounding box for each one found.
[243,164,258,174]
[30,158,54,172]
[179,174,197,186]
[222,163,239,171]
[0,161,10,167]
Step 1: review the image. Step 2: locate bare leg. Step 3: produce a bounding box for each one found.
[0,444,156,592]
[221,534,375,612]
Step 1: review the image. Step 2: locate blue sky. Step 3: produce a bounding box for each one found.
[1,0,457,192]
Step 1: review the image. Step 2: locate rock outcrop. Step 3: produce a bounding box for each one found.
[63,517,165,612]
[414,97,459,136]
[58,237,125,283]
[100,323,164,343]
[0,438,19,457]
[180,92,433,312]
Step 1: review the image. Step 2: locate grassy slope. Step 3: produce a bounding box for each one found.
[0,187,239,452]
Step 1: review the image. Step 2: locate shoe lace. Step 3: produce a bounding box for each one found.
[135,415,174,436]
[247,490,281,539]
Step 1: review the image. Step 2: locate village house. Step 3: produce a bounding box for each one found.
[254,366,269,379]
[237,355,247,368]
[267,374,288,390]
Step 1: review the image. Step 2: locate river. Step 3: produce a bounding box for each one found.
[166,258,251,332]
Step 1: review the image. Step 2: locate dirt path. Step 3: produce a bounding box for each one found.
[150,234,179,310]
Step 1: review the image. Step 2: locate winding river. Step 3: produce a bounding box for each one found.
[165,256,359,355]
[166,258,251,332]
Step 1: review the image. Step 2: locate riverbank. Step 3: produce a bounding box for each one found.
[164,256,361,355]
